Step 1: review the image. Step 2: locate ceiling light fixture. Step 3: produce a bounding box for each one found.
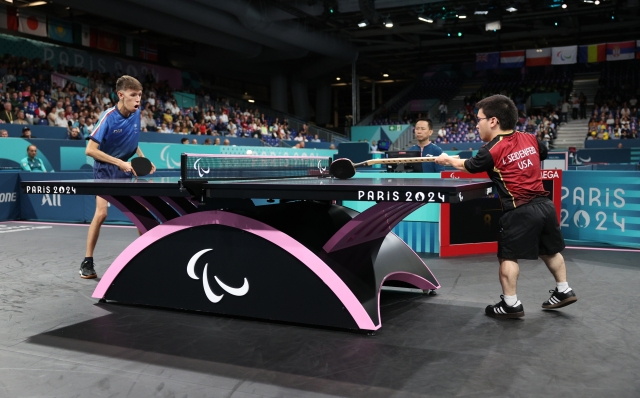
[475,10,489,15]
[336,77,341,81]
[382,73,389,77]
[358,20,368,27]
[25,1,47,6]
[562,3,568,8]
[458,13,467,19]
[418,14,433,23]
[384,18,393,28]
[506,6,517,12]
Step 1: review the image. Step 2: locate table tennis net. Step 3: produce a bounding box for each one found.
[181,153,332,180]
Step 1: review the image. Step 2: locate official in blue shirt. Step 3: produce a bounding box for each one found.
[20,145,47,172]
[406,118,445,173]
[81,75,156,280]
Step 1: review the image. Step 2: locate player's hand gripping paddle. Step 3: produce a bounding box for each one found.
[131,157,153,177]
[330,155,459,179]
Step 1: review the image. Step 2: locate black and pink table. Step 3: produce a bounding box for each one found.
[21,176,492,331]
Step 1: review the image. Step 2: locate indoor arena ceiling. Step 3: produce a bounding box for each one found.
[17,0,640,83]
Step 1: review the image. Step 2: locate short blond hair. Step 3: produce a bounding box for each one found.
[116,75,143,93]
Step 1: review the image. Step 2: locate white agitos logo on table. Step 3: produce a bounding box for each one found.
[187,249,249,303]
[193,158,210,178]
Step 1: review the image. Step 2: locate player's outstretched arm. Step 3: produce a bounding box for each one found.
[435,153,468,172]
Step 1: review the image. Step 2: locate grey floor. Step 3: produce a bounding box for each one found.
[1,221,639,398]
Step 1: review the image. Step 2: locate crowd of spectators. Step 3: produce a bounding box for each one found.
[0,54,318,146]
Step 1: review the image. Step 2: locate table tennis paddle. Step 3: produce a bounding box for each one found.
[131,157,153,176]
[330,155,459,179]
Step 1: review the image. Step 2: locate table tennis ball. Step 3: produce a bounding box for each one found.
[246,150,253,155]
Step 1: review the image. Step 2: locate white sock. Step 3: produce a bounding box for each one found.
[557,282,571,293]
[503,294,518,307]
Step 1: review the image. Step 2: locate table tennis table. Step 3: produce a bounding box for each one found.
[21,154,493,332]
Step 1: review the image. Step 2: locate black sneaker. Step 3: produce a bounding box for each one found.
[79,260,97,279]
[542,288,577,309]
[485,295,524,318]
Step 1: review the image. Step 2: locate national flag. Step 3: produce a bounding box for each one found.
[96,30,121,53]
[500,50,525,68]
[18,12,47,37]
[0,5,18,31]
[139,41,158,62]
[551,45,577,65]
[606,41,635,61]
[525,48,551,66]
[475,52,499,70]
[48,17,73,44]
[578,44,606,63]
[121,36,140,57]
[73,24,97,47]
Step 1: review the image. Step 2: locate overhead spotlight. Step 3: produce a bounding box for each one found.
[336,77,341,81]
[554,21,558,26]
[562,3,568,8]
[595,0,600,4]
[384,17,393,28]
[475,10,489,15]
[248,99,255,103]
[506,6,517,12]
[418,14,433,23]
[358,20,369,27]
[458,13,467,19]
[457,31,463,37]
[382,73,389,77]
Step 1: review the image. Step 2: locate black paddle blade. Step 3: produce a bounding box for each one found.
[330,158,356,179]
[131,157,152,176]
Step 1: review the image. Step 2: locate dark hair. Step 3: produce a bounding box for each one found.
[181,138,189,144]
[475,94,518,130]
[415,118,433,130]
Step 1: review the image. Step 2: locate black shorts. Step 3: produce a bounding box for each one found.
[498,196,565,260]
[93,160,132,179]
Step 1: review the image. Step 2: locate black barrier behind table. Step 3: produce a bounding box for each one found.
[21,176,492,331]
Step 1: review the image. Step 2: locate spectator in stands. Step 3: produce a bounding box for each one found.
[101,92,112,107]
[14,110,29,125]
[560,99,570,124]
[438,102,448,123]
[213,137,221,145]
[0,102,14,123]
[67,126,83,140]
[0,129,8,137]
[203,138,212,145]
[20,144,46,172]
[369,140,377,151]
[406,118,444,173]
[181,138,189,144]
[466,130,476,142]
[579,93,587,119]
[141,110,157,132]
[191,139,197,145]
[20,126,34,138]
[163,108,173,126]
[223,139,230,146]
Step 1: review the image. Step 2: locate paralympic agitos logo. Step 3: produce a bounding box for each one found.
[187,249,249,303]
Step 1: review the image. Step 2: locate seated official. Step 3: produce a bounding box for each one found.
[21,145,47,172]
[406,118,445,173]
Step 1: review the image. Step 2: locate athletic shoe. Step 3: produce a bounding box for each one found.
[485,295,525,318]
[79,260,97,279]
[542,288,577,309]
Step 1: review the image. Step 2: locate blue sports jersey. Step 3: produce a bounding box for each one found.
[90,106,141,161]
[406,142,445,173]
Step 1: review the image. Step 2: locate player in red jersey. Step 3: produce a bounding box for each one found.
[435,94,577,318]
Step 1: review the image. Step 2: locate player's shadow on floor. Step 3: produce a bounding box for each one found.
[26,292,499,397]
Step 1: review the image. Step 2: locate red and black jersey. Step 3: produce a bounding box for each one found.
[464,131,548,211]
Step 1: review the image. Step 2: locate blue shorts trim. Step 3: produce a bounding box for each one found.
[93,161,132,179]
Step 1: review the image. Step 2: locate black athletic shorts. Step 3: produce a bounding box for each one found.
[497,196,565,260]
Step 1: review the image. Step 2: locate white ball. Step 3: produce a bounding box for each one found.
[246,149,253,155]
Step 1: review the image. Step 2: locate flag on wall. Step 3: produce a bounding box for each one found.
[48,17,73,44]
[76,24,97,47]
[551,45,577,65]
[96,30,121,53]
[139,41,158,62]
[0,5,18,31]
[606,41,635,61]
[500,50,525,68]
[525,48,551,66]
[475,52,499,70]
[18,12,47,37]
[578,44,606,63]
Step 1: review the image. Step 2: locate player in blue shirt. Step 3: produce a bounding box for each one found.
[406,118,445,173]
[81,75,156,279]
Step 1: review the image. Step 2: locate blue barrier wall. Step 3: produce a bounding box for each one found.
[575,148,631,163]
